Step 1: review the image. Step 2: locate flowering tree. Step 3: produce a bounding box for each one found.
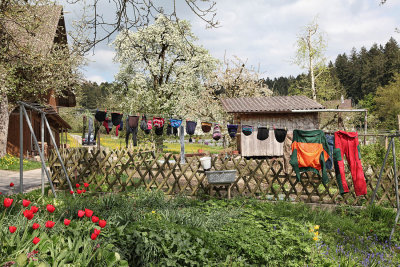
[198,55,273,122]
[113,15,218,118]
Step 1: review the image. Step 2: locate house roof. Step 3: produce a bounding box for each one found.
[4,5,66,55]
[221,95,325,114]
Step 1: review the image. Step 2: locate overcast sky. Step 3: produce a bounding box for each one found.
[61,0,400,84]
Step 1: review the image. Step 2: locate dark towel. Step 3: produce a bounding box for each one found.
[95,111,107,122]
[227,124,238,138]
[257,127,269,141]
[201,122,212,133]
[111,113,123,126]
[242,125,253,136]
[274,128,287,143]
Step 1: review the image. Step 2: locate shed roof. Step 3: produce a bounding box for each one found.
[221,95,325,113]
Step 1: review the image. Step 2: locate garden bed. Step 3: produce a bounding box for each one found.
[1,188,400,266]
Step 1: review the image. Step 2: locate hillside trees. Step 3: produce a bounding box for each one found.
[375,73,400,129]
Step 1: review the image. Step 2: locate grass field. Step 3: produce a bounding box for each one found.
[0,154,42,171]
[67,133,225,154]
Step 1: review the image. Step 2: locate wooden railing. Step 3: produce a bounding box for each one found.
[49,148,399,207]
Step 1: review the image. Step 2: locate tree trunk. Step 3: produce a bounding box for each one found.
[307,29,317,101]
[0,93,9,158]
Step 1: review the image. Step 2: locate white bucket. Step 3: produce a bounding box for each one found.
[200,157,211,170]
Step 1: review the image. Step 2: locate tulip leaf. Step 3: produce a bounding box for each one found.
[16,253,27,266]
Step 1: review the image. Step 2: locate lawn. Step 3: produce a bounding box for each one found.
[67,133,225,154]
[1,187,399,266]
[0,154,42,171]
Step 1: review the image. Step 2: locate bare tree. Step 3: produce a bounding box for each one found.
[67,0,219,53]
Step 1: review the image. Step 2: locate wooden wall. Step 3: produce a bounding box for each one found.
[7,110,60,157]
[236,113,319,157]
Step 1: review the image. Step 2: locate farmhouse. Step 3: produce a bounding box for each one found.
[6,6,75,157]
[221,95,325,157]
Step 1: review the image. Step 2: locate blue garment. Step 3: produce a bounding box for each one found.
[170,119,182,128]
[119,120,123,131]
[325,134,334,170]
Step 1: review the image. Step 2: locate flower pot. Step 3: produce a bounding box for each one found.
[200,156,211,170]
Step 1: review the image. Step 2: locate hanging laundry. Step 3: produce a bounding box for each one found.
[87,117,93,145]
[93,120,101,141]
[283,132,293,175]
[111,113,123,137]
[140,115,147,132]
[227,124,238,138]
[201,122,212,133]
[145,119,152,134]
[153,117,165,136]
[212,124,222,141]
[186,121,197,142]
[334,131,367,196]
[257,126,269,141]
[111,113,123,126]
[126,115,139,147]
[325,134,334,170]
[103,118,111,134]
[82,116,87,139]
[274,128,287,143]
[173,127,178,136]
[242,125,253,136]
[290,130,330,184]
[108,118,113,133]
[166,122,172,135]
[95,110,107,122]
[119,120,123,131]
[170,119,182,128]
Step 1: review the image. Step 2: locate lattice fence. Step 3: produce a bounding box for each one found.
[49,148,399,207]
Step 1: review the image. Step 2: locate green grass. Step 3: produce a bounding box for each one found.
[0,154,42,171]
[163,142,224,154]
[67,133,225,154]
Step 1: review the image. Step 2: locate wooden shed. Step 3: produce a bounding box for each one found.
[5,6,75,157]
[221,96,325,157]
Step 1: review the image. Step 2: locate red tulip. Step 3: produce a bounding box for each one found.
[76,183,80,188]
[85,209,93,217]
[9,182,14,187]
[32,223,40,230]
[69,190,74,195]
[99,220,107,228]
[94,228,101,235]
[30,206,39,213]
[46,204,55,213]
[23,210,34,220]
[9,226,17,233]
[78,210,85,218]
[64,219,71,226]
[77,189,82,194]
[22,199,31,207]
[3,198,13,208]
[82,189,86,193]
[91,216,99,223]
[32,237,40,245]
[45,220,55,228]
[90,233,98,240]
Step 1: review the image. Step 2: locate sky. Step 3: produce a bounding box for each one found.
[61,0,400,84]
